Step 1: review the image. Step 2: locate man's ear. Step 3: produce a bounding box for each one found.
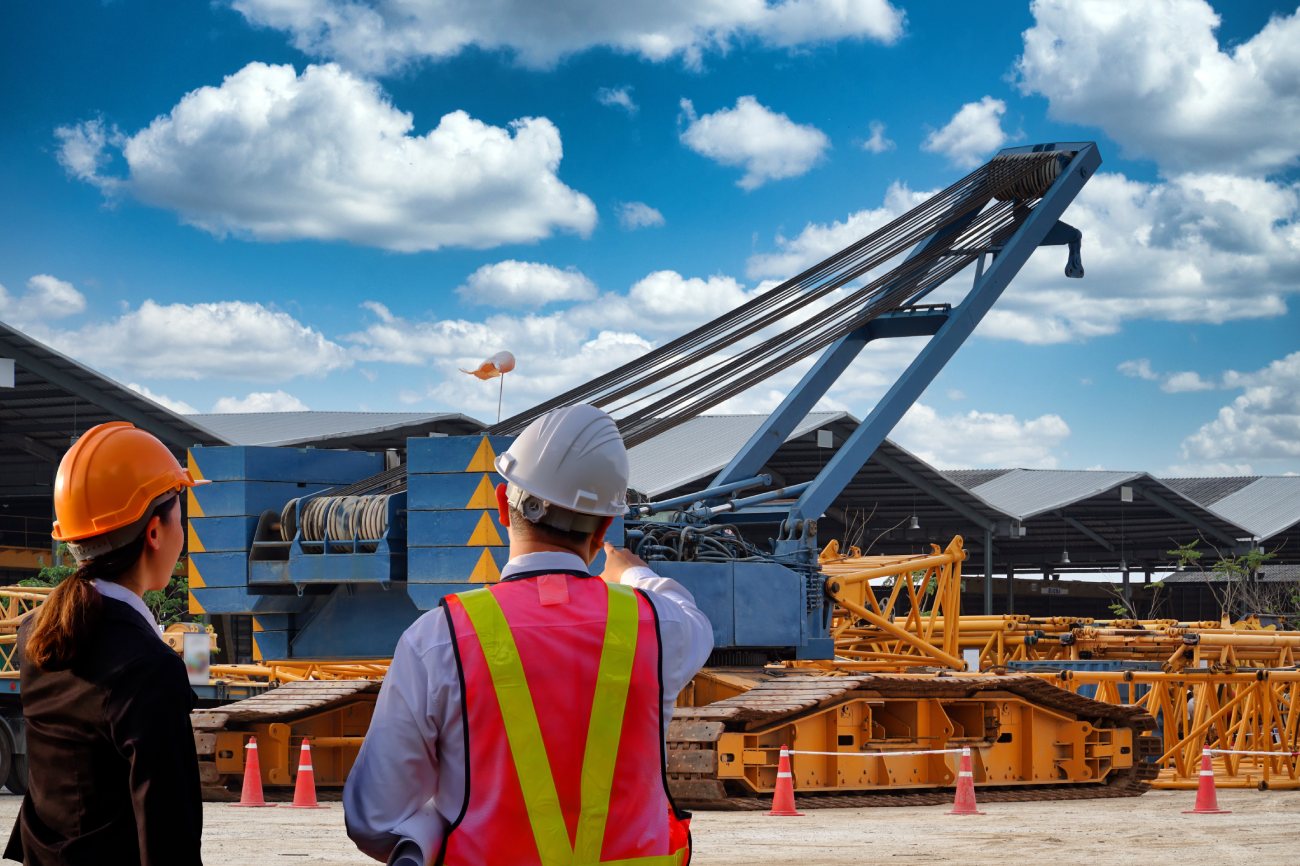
[586,516,614,563]
[496,483,511,527]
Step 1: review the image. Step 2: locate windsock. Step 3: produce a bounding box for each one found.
[461,351,516,380]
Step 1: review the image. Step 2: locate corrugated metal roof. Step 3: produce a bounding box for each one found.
[1162,562,1300,583]
[188,411,481,447]
[944,469,1014,489]
[627,411,845,497]
[1161,476,1261,506]
[968,469,1145,519]
[1205,477,1300,540]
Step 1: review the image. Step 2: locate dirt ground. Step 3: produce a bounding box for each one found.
[0,788,1294,864]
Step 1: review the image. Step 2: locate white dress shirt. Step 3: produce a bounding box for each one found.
[343,551,714,865]
[93,579,163,637]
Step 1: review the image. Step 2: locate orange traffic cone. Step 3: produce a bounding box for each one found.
[288,739,326,809]
[767,745,804,816]
[947,747,985,815]
[1183,749,1230,814]
[232,736,276,807]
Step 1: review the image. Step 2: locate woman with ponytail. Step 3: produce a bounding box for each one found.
[4,422,206,866]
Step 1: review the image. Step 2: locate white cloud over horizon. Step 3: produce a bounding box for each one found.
[56,62,596,252]
[211,390,311,413]
[35,299,352,382]
[1180,350,1300,471]
[894,403,1071,469]
[232,0,905,73]
[126,382,199,415]
[679,96,830,190]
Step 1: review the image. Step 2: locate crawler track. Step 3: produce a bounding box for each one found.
[668,672,1158,809]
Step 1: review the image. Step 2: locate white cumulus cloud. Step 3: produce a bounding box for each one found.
[679,96,829,190]
[1017,0,1300,175]
[56,62,596,252]
[456,260,597,308]
[40,299,351,381]
[978,172,1300,344]
[126,383,199,415]
[232,0,904,73]
[211,390,311,413]
[922,96,1009,168]
[1180,351,1300,470]
[0,275,87,325]
[893,403,1071,468]
[617,201,665,230]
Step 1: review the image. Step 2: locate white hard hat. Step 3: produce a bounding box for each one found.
[495,404,629,529]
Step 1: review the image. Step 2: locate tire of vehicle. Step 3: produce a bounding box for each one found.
[6,751,28,797]
[0,721,15,795]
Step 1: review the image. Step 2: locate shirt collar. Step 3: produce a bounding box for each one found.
[500,550,591,581]
[92,579,163,637]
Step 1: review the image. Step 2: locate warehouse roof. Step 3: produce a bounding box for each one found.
[189,411,482,449]
[1161,476,1261,507]
[1163,476,1300,542]
[627,411,842,496]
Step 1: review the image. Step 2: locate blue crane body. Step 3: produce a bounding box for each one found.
[185,142,1101,665]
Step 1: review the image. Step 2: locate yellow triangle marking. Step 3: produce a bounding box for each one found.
[187,450,206,482]
[188,591,206,615]
[465,436,497,473]
[188,560,206,589]
[469,548,501,583]
[187,523,206,554]
[252,634,263,662]
[187,487,205,519]
[466,474,497,510]
[252,617,264,633]
[467,511,504,547]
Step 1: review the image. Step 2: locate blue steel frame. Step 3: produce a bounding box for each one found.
[712,143,1100,553]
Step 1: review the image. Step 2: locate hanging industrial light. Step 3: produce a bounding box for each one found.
[909,514,920,530]
[1061,548,1071,565]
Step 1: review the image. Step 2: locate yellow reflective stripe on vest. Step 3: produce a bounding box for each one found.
[573,584,639,864]
[458,583,664,866]
[458,588,572,866]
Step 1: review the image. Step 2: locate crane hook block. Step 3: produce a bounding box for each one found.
[1039,219,1084,279]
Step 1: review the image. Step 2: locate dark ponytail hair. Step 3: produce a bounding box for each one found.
[25,495,179,670]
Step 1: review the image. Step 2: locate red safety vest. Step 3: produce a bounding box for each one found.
[438,572,691,866]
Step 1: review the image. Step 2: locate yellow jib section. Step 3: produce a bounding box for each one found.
[573,584,639,865]
[458,589,573,866]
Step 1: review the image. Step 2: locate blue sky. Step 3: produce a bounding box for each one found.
[2,0,1297,475]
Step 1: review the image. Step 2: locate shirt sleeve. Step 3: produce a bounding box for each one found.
[105,652,203,866]
[343,616,450,864]
[621,567,714,699]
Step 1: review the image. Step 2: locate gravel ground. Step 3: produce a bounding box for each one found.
[0,788,1293,864]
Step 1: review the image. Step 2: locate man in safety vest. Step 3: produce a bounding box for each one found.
[344,404,714,866]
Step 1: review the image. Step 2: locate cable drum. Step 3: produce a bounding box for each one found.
[990,152,1064,201]
[283,494,394,552]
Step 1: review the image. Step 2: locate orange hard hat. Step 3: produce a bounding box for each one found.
[52,421,208,543]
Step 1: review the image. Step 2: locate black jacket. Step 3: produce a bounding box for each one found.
[4,596,203,865]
